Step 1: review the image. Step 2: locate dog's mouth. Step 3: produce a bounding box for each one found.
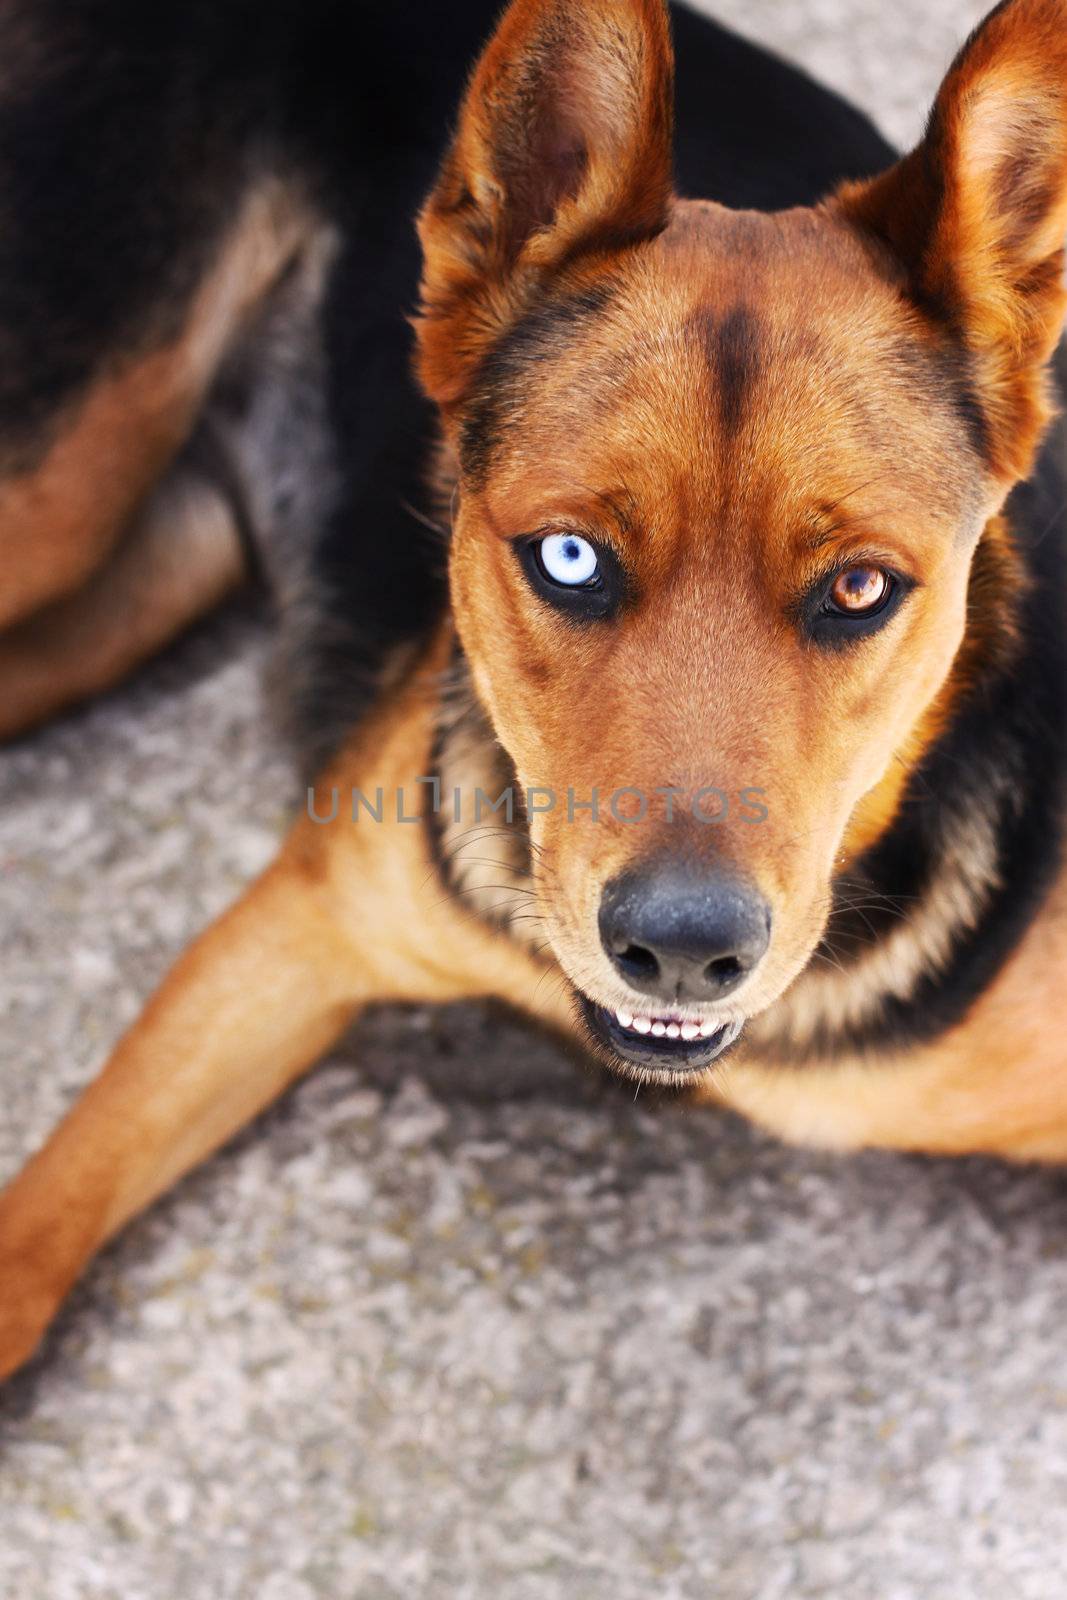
[576,993,744,1082]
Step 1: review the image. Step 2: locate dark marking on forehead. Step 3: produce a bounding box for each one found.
[459,280,616,488]
[694,304,765,435]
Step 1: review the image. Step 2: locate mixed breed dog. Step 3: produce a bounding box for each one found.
[2,0,1067,1380]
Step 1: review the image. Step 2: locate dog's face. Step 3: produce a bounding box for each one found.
[417,0,1067,1081]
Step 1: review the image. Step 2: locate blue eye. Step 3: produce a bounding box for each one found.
[517,529,621,620]
[537,532,600,588]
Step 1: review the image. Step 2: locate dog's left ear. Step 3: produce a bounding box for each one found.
[838,0,1067,484]
[416,0,674,414]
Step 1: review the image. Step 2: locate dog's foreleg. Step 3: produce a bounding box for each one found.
[0,842,367,1381]
[0,628,559,1382]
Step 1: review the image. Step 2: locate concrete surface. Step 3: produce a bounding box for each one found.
[8,3,1067,1598]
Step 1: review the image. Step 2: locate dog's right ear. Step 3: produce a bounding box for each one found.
[415,0,674,415]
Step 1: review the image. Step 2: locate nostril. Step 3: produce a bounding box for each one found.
[615,943,660,982]
[706,954,743,986]
[599,866,770,1002]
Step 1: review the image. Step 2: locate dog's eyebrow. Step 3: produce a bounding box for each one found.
[799,479,897,550]
[804,523,852,552]
[585,483,637,532]
[481,481,638,542]
[691,304,764,436]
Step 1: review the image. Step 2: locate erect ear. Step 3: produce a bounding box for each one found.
[838,0,1067,484]
[415,0,674,413]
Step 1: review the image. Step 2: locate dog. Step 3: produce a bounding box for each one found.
[3,0,1067,1385]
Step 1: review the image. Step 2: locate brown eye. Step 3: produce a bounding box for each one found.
[828,565,891,615]
[803,561,909,648]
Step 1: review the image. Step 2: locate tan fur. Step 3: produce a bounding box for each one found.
[0,467,245,738]
[413,0,1067,1056]
[0,178,315,633]
[713,864,1067,1160]
[0,629,564,1377]
[838,0,1067,485]
[440,206,990,1035]
[6,0,1067,1386]
[416,0,674,413]
[6,601,1067,1382]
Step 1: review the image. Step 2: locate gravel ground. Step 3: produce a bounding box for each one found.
[9,3,1067,1598]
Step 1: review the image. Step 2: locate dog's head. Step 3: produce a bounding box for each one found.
[415,0,1067,1081]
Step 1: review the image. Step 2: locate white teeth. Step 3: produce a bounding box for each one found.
[610,1007,728,1043]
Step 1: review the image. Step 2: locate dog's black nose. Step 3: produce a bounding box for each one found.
[598,863,771,1003]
